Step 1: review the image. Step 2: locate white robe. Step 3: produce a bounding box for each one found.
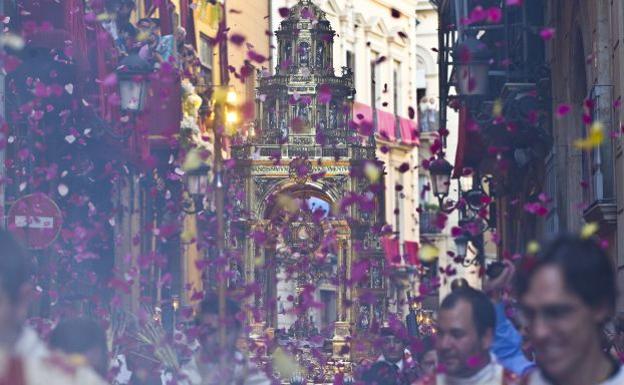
[435,356,512,385]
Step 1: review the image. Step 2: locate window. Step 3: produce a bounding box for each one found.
[393,62,402,140]
[393,61,402,116]
[395,174,404,243]
[346,50,356,84]
[419,174,431,203]
[370,60,376,108]
[199,34,213,70]
[544,152,559,237]
[370,51,381,108]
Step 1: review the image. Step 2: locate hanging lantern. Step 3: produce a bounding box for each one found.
[117,53,152,112]
[429,157,454,205]
[454,232,470,258]
[453,36,491,97]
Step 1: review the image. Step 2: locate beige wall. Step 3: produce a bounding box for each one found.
[227,0,271,124]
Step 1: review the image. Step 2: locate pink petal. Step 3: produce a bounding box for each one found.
[556,103,571,117]
[540,27,555,40]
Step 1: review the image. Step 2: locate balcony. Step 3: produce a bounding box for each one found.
[582,85,617,230]
[420,210,442,235]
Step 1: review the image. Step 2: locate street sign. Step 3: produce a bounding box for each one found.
[8,193,63,250]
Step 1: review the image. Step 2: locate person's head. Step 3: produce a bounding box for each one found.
[379,327,406,364]
[418,336,437,376]
[515,234,616,380]
[0,231,32,344]
[137,18,158,33]
[436,287,495,377]
[49,318,109,377]
[174,27,187,42]
[196,293,242,359]
[118,0,136,17]
[450,278,470,292]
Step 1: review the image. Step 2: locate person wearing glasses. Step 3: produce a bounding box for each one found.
[516,234,624,385]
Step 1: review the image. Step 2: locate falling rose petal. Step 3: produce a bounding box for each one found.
[540,27,555,40]
[230,33,246,46]
[301,6,313,19]
[527,241,540,255]
[523,202,548,217]
[358,120,374,136]
[247,50,267,64]
[364,162,381,183]
[391,8,400,18]
[420,244,439,263]
[279,7,290,18]
[507,0,523,5]
[0,33,24,50]
[408,106,415,120]
[486,7,502,23]
[580,222,599,239]
[397,163,410,173]
[574,121,604,150]
[467,355,482,368]
[57,184,69,197]
[65,134,76,144]
[555,103,571,117]
[317,84,332,104]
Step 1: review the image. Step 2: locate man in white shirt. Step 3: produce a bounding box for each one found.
[516,234,624,385]
[414,287,520,385]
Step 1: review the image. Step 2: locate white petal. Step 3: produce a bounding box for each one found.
[57,184,69,196]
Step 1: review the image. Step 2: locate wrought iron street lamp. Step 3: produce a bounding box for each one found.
[183,163,210,214]
[429,156,454,208]
[117,53,152,112]
[453,35,491,97]
[454,232,469,258]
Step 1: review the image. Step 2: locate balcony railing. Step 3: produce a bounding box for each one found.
[420,210,442,234]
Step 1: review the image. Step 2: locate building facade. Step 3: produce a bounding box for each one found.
[270,0,422,318]
[544,0,624,308]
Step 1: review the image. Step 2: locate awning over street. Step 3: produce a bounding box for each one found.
[452,106,484,177]
[353,102,419,146]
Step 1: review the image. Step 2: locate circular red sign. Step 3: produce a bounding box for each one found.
[8,193,63,250]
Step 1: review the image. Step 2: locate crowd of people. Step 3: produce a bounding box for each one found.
[0,229,622,384]
[99,0,199,75]
[359,234,624,385]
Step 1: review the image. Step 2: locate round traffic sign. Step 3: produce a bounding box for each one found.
[8,193,63,250]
